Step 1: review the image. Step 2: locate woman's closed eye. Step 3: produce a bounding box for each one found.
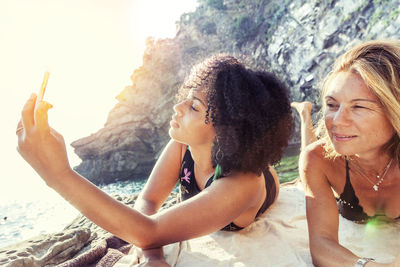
[353,105,367,109]
[352,103,379,111]
[326,102,339,110]
[190,99,203,112]
[191,104,199,111]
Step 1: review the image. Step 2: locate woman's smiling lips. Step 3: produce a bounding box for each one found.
[333,133,357,141]
[170,116,180,128]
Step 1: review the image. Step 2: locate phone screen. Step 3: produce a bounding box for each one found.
[38,72,49,102]
[35,72,49,108]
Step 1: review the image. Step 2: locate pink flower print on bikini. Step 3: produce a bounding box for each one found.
[181,168,191,183]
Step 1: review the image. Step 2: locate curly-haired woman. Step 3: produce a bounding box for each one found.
[16,54,293,266]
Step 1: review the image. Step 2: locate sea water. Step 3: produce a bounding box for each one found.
[0,180,146,249]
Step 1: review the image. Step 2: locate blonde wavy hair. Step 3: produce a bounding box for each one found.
[316,40,400,161]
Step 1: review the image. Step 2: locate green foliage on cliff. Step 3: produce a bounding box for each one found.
[205,0,226,10]
[232,15,258,46]
[257,3,290,43]
[200,21,217,34]
[183,0,293,48]
[370,0,400,27]
[197,0,226,10]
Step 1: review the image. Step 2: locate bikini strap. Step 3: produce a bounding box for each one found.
[340,157,352,198]
[345,157,351,184]
[204,176,214,188]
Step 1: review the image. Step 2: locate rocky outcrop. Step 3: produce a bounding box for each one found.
[0,229,89,267]
[72,0,400,184]
[72,39,186,184]
[0,193,178,266]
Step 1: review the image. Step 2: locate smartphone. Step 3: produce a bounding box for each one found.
[36,72,49,108]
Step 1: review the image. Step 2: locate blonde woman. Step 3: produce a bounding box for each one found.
[293,40,400,266]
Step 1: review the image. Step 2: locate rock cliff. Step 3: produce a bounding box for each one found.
[72,0,400,184]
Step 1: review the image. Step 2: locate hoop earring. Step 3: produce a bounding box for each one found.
[214,136,224,162]
[215,148,224,162]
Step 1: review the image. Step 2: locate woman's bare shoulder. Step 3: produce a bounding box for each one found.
[299,140,338,182]
[223,170,260,183]
[302,140,327,162]
[300,140,346,190]
[218,170,266,197]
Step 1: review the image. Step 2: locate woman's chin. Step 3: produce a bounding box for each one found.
[331,145,356,156]
[169,128,183,143]
[168,128,176,138]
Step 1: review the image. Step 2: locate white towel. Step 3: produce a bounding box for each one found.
[116,181,400,266]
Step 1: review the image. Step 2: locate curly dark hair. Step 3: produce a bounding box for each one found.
[178,54,293,176]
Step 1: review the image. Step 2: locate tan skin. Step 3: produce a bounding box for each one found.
[291,101,316,152]
[17,88,279,266]
[295,71,400,266]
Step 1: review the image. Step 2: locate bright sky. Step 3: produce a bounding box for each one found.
[0,0,198,202]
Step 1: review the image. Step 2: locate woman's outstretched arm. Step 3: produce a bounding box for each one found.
[17,94,262,249]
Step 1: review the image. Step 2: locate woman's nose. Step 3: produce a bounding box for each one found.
[332,106,352,126]
[173,101,184,116]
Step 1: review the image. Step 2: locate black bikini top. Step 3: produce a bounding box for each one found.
[336,158,399,223]
[179,148,276,231]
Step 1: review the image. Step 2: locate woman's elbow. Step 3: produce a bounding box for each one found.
[134,237,161,250]
[127,220,164,249]
[310,252,321,267]
[134,238,169,250]
[309,236,330,267]
[309,245,322,267]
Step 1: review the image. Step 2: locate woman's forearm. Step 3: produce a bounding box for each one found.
[48,167,157,248]
[134,197,166,261]
[300,112,317,151]
[310,236,389,267]
[311,236,357,267]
